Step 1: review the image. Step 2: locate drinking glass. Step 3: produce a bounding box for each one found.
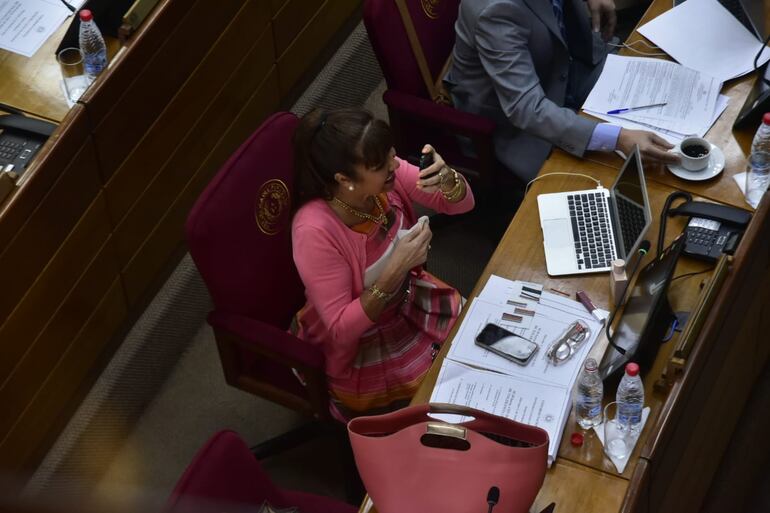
[57,47,88,103]
[746,151,770,209]
[603,402,632,460]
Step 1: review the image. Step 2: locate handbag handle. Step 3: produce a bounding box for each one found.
[428,402,482,417]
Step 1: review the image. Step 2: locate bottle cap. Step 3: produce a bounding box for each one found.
[79,9,93,22]
[763,113,770,125]
[625,362,640,376]
[570,432,584,447]
[612,259,626,273]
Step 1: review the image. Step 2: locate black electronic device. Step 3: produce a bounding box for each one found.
[418,149,438,178]
[599,237,686,383]
[669,200,751,261]
[0,114,57,173]
[475,323,539,366]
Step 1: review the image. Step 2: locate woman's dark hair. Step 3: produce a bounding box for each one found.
[293,108,394,208]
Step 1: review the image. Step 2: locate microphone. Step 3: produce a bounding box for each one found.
[486,486,500,513]
[605,240,651,355]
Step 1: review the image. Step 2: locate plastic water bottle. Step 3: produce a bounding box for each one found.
[750,113,770,155]
[616,362,644,432]
[78,9,108,82]
[575,357,603,429]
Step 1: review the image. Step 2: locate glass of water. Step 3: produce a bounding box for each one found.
[57,47,89,104]
[746,151,770,209]
[603,402,632,461]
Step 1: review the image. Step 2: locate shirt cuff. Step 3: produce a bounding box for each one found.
[587,123,621,152]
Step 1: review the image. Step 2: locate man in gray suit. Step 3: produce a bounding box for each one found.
[446,0,680,182]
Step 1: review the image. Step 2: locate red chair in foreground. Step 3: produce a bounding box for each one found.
[166,430,357,513]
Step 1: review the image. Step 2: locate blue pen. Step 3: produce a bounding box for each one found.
[606,102,667,115]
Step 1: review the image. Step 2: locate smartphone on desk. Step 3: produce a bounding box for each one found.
[475,323,539,366]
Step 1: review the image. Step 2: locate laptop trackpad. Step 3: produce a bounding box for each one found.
[543,219,573,248]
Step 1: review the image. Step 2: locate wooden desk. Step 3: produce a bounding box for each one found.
[360,1,770,512]
[0,0,362,480]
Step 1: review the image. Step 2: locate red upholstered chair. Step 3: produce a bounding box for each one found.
[166,430,358,513]
[363,0,501,188]
[186,112,332,455]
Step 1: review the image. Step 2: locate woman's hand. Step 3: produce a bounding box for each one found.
[417,144,450,193]
[388,221,432,276]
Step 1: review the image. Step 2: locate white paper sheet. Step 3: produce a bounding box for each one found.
[585,94,730,144]
[446,296,602,389]
[638,0,770,81]
[0,0,75,57]
[582,55,722,135]
[430,359,571,466]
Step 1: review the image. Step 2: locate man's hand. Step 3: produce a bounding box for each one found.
[617,128,681,165]
[586,0,617,41]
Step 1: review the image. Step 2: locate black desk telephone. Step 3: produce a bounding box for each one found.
[0,113,57,173]
[668,200,752,261]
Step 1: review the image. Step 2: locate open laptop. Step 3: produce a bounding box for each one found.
[537,147,651,276]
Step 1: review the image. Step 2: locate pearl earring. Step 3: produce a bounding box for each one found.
[348,185,354,191]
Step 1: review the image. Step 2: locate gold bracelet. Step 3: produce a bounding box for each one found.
[369,283,395,302]
[441,170,463,201]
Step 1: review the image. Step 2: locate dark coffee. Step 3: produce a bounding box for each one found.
[682,144,709,158]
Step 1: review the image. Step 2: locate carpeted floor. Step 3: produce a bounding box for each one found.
[21,12,770,513]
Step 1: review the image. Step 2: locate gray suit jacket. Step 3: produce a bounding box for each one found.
[446,0,610,181]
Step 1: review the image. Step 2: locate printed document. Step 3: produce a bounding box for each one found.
[638,0,770,82]
[588,94,730,144]
[0,0,82,57]
[446,296,601,388]
[582,55,722,135]
[430,359,571,465]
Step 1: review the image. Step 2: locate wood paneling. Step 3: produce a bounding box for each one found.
[105,6,275,250]
[121,70,281,304]
[277,0,360,96]
[272,0,325,56]
[0,279,126,475]
[0,194,112,385]
[90,0,257,183]
[0,234,119,438]
[0,105,89,245]
[0,129,101,328]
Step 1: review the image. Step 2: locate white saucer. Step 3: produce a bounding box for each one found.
[666,143,725,182]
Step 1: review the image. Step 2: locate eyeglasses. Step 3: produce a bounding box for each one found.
[545,320,591,365]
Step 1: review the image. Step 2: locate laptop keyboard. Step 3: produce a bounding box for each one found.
[568,192,616,270]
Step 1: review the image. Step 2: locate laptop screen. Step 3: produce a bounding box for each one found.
[610,148,651,261]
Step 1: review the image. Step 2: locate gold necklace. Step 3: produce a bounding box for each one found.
[331,195,389,228]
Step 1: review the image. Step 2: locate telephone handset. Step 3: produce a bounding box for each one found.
[0,114,56,138]
[668,200,752,261]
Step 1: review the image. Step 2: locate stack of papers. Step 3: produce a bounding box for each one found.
[582,55,726,144]
[429,276,606,465]
[638,0,770,82]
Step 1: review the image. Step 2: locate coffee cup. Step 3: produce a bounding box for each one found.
[676,137,711,171]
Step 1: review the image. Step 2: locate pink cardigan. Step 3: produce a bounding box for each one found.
[291,157,475,378]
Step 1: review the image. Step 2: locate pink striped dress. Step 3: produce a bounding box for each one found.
[291,158,474,420]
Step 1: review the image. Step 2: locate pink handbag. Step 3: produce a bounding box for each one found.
[348,403,549,513]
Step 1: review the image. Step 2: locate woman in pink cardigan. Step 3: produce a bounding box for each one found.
[291,108,475,419]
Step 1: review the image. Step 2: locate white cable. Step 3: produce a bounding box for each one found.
[607,40,667,57]
[524,172,603,196]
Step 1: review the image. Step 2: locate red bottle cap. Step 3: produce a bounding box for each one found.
[625,362,640,376]
[763,112,770,125]
[570,432,584,447]
[79,9,93,22]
